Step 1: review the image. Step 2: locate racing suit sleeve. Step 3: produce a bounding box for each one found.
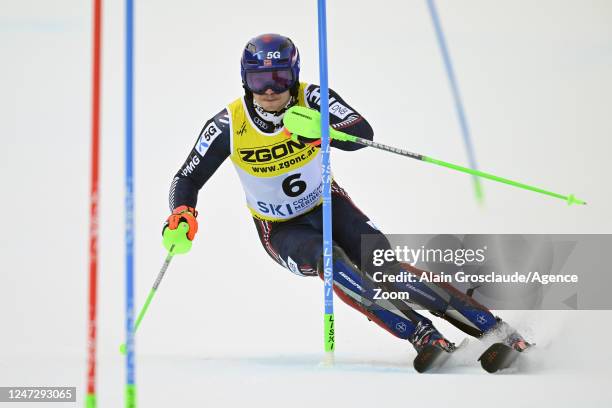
[304,84,374,151]
[168,108,231,210]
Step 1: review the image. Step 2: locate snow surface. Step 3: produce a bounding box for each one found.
[2,311,611,407]
[1,0,611,407]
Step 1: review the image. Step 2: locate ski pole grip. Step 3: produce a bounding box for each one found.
[163,222,192,255]
[284,106,355,143]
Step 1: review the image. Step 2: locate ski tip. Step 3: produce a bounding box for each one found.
[413,337,468,373]
[413,345,451,373]
[478,342,521,373]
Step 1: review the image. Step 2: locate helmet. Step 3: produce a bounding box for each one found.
[240,33,300,95]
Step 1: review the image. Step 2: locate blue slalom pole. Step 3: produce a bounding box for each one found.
[317,0,335,357]
[426,0,484,204]
[125,0,136,406]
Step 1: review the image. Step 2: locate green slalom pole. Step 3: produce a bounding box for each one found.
[283,106,586,206]
[119,244,176,355]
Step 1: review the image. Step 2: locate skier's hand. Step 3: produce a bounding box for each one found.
[282,129,321,147]
[163,205,198,254]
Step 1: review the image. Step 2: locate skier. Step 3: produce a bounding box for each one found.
[163,33,528,366]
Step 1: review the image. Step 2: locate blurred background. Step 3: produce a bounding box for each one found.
[1,1,611,406]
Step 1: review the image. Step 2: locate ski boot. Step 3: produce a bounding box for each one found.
[489,318,532,351]
[410,320,456,353]
[411,320,457,373]
[479,318,532,373]
[504,330,531,352]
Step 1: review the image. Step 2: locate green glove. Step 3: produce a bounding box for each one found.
[163,222,192,254]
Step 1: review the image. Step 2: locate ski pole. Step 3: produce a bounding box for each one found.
[283,106,587,206]
[119,244,176,354]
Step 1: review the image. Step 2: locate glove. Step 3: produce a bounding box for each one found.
[282,128,321,147]
[163,205,198,254]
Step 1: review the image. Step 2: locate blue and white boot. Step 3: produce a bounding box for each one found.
[489,318,532,351]
[411,320,457,373]
[410,320,456,353]
[478,319,533,373]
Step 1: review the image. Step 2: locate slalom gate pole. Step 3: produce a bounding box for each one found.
[426,0,484,204]
[86,1,102,407]
[317,0,335,360]
[125,0,136,406]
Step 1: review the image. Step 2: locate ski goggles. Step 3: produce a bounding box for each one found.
[245,69,295,94]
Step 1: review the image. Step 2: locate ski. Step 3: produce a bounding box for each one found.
[413,345,451,373]
[413,338,467,373]
[478,342,529,373]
